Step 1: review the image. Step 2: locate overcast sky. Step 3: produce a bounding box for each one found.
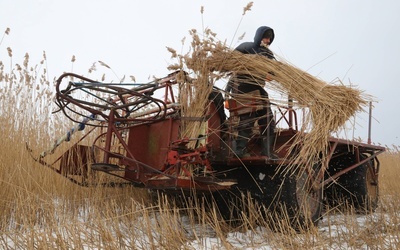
[1,0,399,148]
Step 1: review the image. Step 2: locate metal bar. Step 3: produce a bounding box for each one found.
[103,110,115,163]
[275,107,290,126]
[71,82,157,88]
[288,97,293,129]
[368,101,372,144]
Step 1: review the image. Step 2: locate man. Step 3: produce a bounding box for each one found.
[226,26,278,159]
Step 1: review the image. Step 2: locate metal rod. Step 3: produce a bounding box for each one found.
[288,97,293,129]
[368,101,372,144]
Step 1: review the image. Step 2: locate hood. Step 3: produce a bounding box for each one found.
[254,26,275,46]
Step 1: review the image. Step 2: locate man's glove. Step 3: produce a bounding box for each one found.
[266,72,274,82]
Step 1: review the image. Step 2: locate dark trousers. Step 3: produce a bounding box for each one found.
[235,84,275,155]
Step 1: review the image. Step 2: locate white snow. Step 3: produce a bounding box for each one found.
[2,198,400,249]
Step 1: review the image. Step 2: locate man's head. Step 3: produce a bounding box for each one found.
[262,29,274,45]
[254,26,275,47]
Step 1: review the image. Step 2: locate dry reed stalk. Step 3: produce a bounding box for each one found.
[170,29,222,148]
[378,151,400,196]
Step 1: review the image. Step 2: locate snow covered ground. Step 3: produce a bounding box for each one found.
[186,211,400,249]
[2,197,400,249]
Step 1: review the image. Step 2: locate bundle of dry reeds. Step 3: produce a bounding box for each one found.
[169,29,369,173]
[168,29,222,147]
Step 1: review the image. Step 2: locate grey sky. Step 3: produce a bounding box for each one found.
[1,0,399,147]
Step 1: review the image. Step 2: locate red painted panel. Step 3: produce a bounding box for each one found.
[207,102,222,151]
[124,118,180,180]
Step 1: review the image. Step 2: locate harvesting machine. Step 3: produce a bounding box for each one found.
[30,71,385,228]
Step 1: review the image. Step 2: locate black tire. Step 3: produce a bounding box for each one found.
[210,165,323,231]
[210,166,273,226]
[268,168,322,231]
[238,165,322,231]
[325,153,379,213]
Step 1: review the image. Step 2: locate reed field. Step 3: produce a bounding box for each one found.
[1,23,400,249]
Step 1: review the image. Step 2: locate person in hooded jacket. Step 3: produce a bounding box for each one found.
[226,26,278,159]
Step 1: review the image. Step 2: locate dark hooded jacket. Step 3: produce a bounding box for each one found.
[235,26,275,60]
[227,26,276,93]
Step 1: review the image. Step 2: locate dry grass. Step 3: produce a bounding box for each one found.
[2,146,399,248]
[1,24,400,249]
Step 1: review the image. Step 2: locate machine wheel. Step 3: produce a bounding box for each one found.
[267,167,322,231]
[210,187,246,226]
[326,153,379,213]
[341,159,379,212]
[215,165,323,231]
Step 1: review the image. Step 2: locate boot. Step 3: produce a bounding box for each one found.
[235,130,250,158]
[261,134,279,160]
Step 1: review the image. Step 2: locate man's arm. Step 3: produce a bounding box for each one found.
[235,42,254,54]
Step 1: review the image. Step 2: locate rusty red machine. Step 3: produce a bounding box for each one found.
[32,71,385,228]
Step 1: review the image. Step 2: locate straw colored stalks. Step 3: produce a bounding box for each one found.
[171,30,218,147]
[169,28,369,175]
[1,25,400,248]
